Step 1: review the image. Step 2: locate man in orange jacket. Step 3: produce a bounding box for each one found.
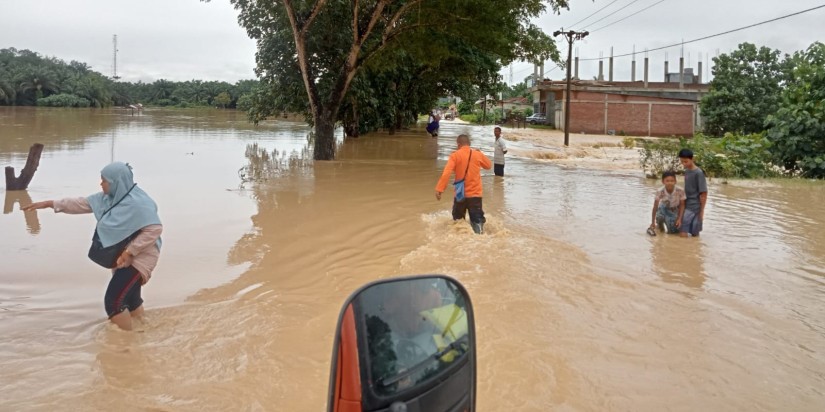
[435,134,493,234]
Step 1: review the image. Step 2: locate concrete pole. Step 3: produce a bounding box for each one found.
[574,57,579,79]
[609,47,614,82]
[698,61,703,84]
[644,57,649,88]
[664,60,669,82]
[609,57,614,81]
[632,60,637,82]
[598,60,604,81]
[539,63,545,81]
[679,57,685,89]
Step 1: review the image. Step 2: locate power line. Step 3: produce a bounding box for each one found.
[590,0,668,33]
[581,0,644,30]
[568,0,623,29]
[579,3,825,61]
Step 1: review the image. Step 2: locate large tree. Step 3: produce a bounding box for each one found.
[700,43,789,136]
[215,0,568,160]
[766,42,825,177]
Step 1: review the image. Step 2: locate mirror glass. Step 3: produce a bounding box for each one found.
[352,277,470,397]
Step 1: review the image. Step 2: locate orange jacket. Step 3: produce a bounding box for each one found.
[436,146,492,198]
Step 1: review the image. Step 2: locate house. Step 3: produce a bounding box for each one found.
[530,76,710,136]
[500,97,531,113]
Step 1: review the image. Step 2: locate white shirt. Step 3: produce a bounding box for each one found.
[494,137,507,164]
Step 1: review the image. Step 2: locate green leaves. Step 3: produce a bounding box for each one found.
[700,42,788,136]
[766,42,825,178]
[219,0,567,158]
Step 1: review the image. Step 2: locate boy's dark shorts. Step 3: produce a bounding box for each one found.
[104,266,143,318]
[494,163,504,176]
[680,209,703,236]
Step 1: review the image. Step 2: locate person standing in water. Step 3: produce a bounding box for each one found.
[492,126,508,177]
[678,149,708,237]
[435,134,492,234]
[24,162,162,330]
[426,110,441,137]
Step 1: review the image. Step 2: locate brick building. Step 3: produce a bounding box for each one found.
[530,80,710,137]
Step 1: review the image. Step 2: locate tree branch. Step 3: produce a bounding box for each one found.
[284,0,319,114]
[301,0,328,36]
[384,0,423,40]
[352,0,359,45]
[358,0,387,46]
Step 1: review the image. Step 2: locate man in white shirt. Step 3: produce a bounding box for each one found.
[493,126,508,176]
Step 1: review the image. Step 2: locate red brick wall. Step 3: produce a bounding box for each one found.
[563,92,695,136]
[606,103,650,135]
[651,104,694,136]
[569,102,605,134]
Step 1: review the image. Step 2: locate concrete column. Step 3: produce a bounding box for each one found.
[632,60,637,82]
[664,60,669,82]
[574,57,579,79]
[679,57,685,89]
[698,61,703,84]
[644,57,649,88]
[609,56,614,81]
[539,63,545,80]
[533,64,538,86]
[598,60,604,81]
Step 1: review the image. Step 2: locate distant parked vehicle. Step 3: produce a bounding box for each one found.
[526,114,546,125]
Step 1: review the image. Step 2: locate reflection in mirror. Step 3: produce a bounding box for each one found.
[4,190,40,234]
[329,275,475,412]
[357,277,469,396]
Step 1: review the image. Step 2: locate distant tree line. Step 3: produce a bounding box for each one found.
[0,48,259,109]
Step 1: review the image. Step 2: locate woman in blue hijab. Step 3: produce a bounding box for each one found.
[25,162,163,330]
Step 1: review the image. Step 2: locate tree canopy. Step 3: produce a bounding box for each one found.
[700,43,789,136]
[766,42,825,177]
[217,0,569,159]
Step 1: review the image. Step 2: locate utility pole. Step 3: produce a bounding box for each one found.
[553,29,589,147]
[112,35,120,80]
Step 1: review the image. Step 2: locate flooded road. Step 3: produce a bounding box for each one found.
[1,107,824,411]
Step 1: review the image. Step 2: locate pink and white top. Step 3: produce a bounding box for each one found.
[54,197,162,278]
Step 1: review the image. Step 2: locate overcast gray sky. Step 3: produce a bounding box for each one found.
[1,0,823,84]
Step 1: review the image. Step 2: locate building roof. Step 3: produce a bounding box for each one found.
[502,97,529,105]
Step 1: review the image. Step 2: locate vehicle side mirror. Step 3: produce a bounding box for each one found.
[327,275,476,412]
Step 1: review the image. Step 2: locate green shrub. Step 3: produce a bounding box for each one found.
[622,136,636,148]
[460,114,478,123]
[639,138,681,178]
[36,93,91,107]
[640,133,777,179]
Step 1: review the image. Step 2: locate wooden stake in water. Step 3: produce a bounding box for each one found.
[4,143,44,191]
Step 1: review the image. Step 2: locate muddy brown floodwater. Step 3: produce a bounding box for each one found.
[1,107,824,411]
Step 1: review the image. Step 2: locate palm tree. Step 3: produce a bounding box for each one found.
[0,80,15,105]
[17,72,58,103]
[152,79,175,101]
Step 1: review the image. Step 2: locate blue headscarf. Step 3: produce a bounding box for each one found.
[86,162,162,249]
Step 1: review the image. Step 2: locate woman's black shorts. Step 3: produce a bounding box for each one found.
[104,266,143,318]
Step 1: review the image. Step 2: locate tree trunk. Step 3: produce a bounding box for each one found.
[313,111,338,160]
[5,143,44,190]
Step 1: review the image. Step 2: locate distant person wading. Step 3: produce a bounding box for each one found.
[24,162,163,331]
[435,134,492,234]
[493,126,508,176]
